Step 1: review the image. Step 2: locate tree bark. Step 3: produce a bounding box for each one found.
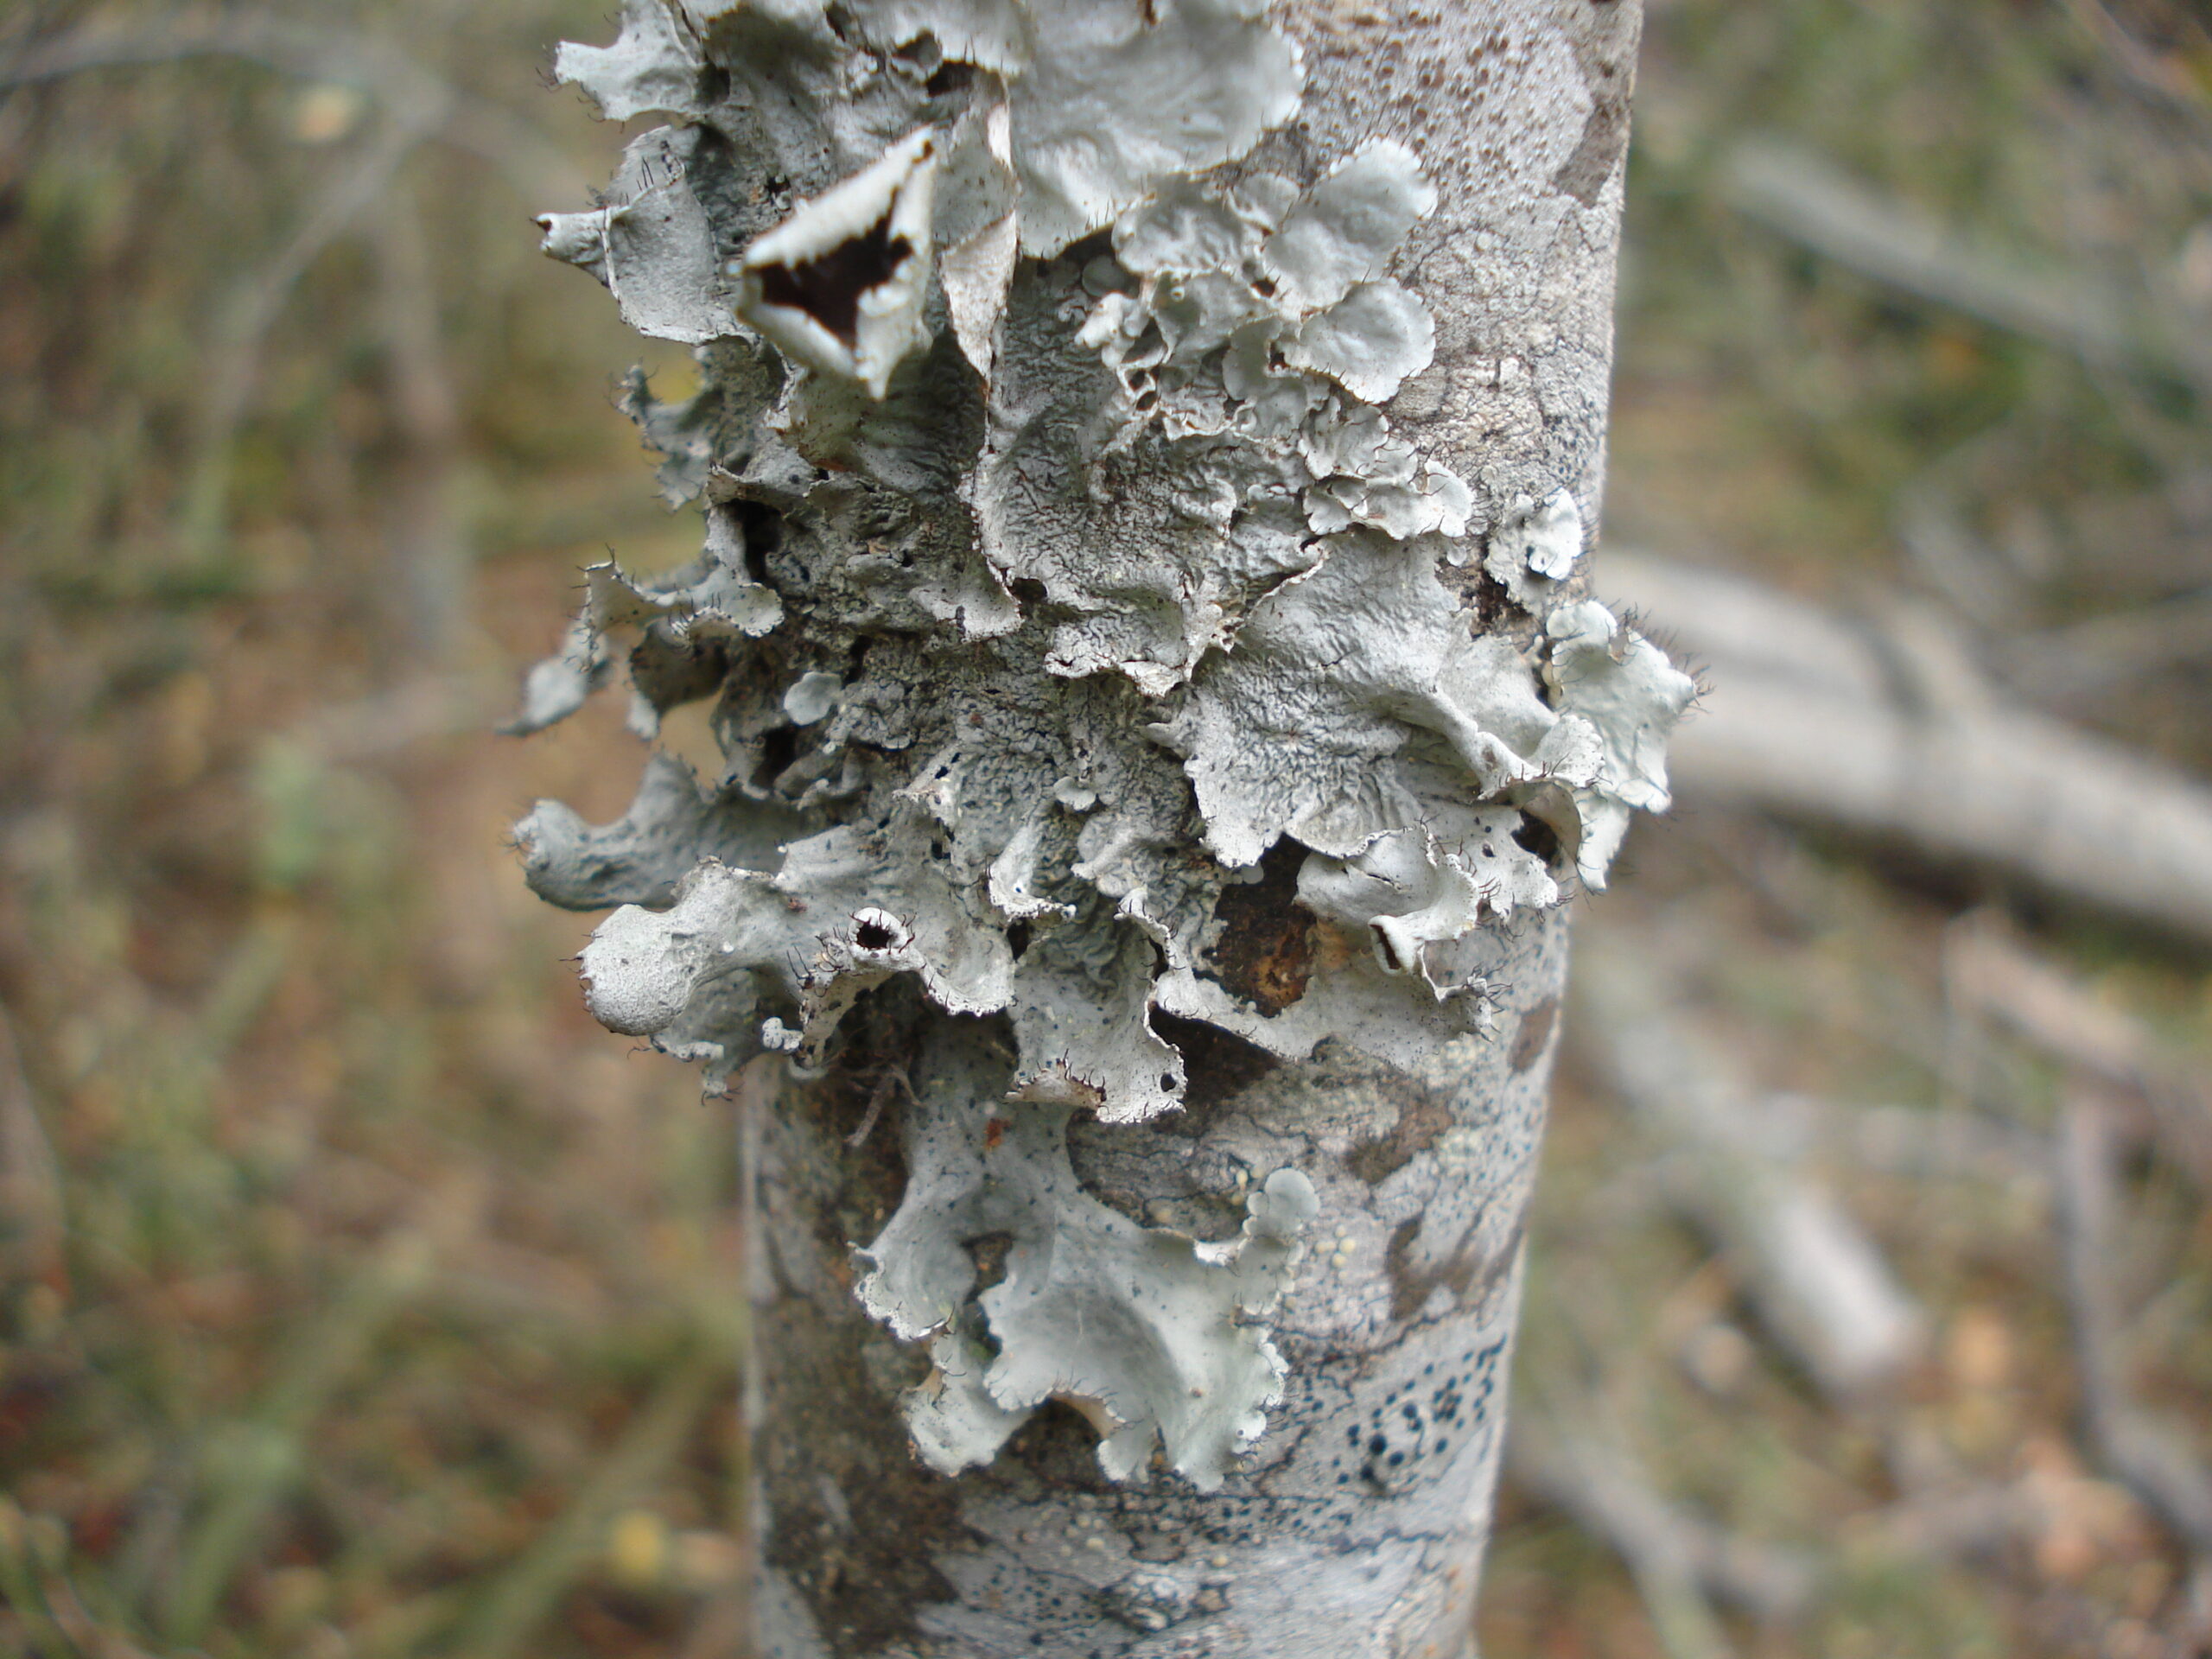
[747,944,1565,1657]
[514,2,1663,1653]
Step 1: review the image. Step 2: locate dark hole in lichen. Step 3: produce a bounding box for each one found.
[730,502,781,585]
[965,1231,1014,1294]
[1200,838,1316,1016]
[1006,919,1032,959]
[855,917,898,950]
[1061,229,1115,269]
[923,59,973,97]
[756,217,913,349]
[1251,276,1276,297]
[754,722,800,787]
[628,631,728,717]
[1510,810,1563,869]
[1152,1013,1279,1120]
[1370,923,1403,974]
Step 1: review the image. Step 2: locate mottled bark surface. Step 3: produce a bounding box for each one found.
[516,1,1658,1652]
[750,927,1565,1658]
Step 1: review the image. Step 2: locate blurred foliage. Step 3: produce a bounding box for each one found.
[1,3,740,1655]
[0,0,2207,1656]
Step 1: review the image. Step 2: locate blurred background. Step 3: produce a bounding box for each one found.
[1,1,2208,1655]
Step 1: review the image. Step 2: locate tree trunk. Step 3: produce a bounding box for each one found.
[512,2,1676,1654]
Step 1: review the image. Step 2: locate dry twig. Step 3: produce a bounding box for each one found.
[1948,917,2212,1189]
[1578,944,1928,1401]
[1719,139,2212,397]
[2051,1091,2212,1653]
[1509,1406,1820,1659]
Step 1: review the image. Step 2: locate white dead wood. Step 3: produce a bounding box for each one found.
[1944,915,2212,1189]
[1719,139,2212,398]
[1606,550,2212,946]
[2054,1096,2212,1577]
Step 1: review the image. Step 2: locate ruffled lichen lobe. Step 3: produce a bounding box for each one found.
[518,0,1686,1491]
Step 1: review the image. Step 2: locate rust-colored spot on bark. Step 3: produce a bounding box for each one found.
[983,1116,1008,1150]
[1383,1213,1522,1323]
[1202,838,1315,1015]
[1509,995,1559,1073]
[1309,918,1363,974]
[1343,1080,1455,1185]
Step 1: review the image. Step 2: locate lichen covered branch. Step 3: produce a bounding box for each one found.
[514,0,1673,1640]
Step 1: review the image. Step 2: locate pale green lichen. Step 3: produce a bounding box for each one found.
[861,1058,1317,1491]
[519,0,1688,1487]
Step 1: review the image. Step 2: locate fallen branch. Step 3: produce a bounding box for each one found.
[1577,944,1928,1401]
[1948,916,2212,1187]
[1508,1406,1820,1659]
[1718,139,2212,397]
[2052,1095,2212,1567]
[1995,588,2212,704]
[1608,550,2212,947]
[1763,1091,2049,1192]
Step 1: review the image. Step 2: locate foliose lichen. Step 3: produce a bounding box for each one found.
[517,0,1692,1488]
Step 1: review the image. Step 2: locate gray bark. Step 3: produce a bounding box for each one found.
[512,2,1668,1653]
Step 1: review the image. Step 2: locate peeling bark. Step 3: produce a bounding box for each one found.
[514,1,1669,1651]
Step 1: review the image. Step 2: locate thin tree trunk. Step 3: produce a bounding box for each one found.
[514,3,1667,1653]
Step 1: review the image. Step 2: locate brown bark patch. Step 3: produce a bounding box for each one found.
[1509,995,1559,1073]
[1154,1012,1280,1116]
[758,1303,969,1651]
[1343,1079,1456,1185]
[1550,92,1631,207]
[1202,838,1316,1014]
[1384,1212,1521,1324]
